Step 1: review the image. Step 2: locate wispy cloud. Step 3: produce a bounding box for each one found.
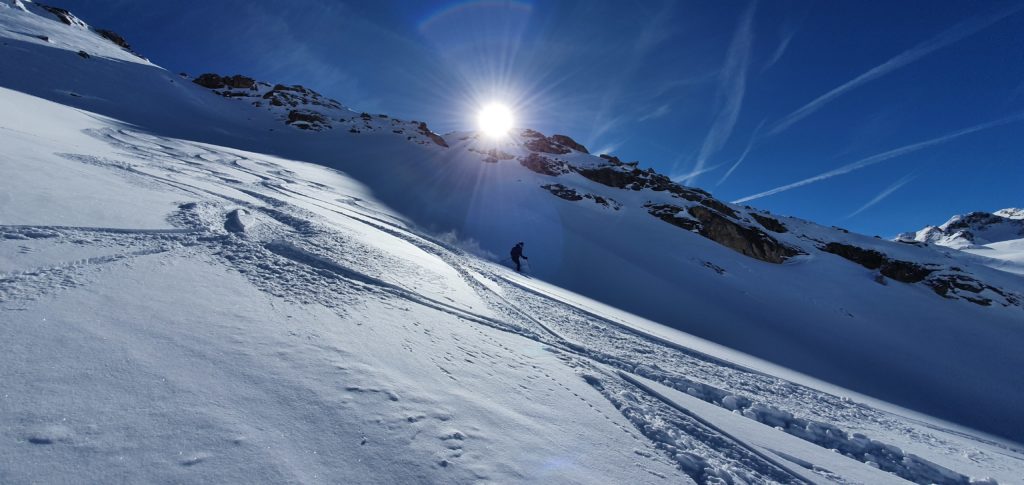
[638,103,671,122]
[672,163,724,183]
[734,112,1024,204]
[765,4,1023,137]
[716,119,765,186]
[847,172,916,218]
[592,141,624,156]
[684,1,757,185]
[760,27,797,73]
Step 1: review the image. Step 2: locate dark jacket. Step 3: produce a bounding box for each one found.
[511,244,525,260]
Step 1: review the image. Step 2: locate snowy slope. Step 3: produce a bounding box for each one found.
[898,209,1024,250]
[2,3,1024,483]
[898,209,1024,276]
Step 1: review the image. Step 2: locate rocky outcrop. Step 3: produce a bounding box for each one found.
[577,165,716,203]
[645,203,700,231]
[416,122,448,148]
[751,213,787,233]
[550,134,588,154]
[541,183,583,201]
[39,4,84,26]
[688,206,801,263]
[820,243,932,283]
[819,242,1024,306]
[522,130,588,155]
[519,153,572,176]
[193,73,257,90]
[927,272,1020,307]
[645,203,800,263]
[541,184,622,210]
[94,28,143,58]
[523,130,570,154]
[286,110,329,130]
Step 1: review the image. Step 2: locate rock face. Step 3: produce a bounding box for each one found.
[541,183,583,201]
[541,184,621,210]
[751,213,787,233]
[39,4,85,27]
[820,242,935,283]
[645,203,800,264]
[286,110,329,130]
[550,134,588,154]
[93,28,143,58]
[193,73,256,90]
[521,130,588,155]
[416,122,448,148]
[519,153,572,176]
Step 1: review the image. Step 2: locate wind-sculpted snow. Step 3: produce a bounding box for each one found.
[2,4,1024,482]
[3,94,1019,482]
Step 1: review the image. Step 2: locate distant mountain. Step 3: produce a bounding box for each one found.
[897,208,1024,249]
[3,3,1024,482]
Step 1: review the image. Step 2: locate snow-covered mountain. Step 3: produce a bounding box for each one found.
[2,3,1024,483]
[898,209,1024,249]
[897,209,1024,278]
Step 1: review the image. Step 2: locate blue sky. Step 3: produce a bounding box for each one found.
[61,0,1024,237]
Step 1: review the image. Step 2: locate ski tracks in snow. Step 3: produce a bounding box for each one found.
[4,125,1014,483]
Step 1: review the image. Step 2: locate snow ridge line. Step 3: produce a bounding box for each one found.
[1,224,200,235]
[617,370,815,485]
[479,266,983,484]
[261,240,543,339]
[488,269,772,377]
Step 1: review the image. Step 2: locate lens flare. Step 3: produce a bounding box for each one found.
[477,103,514,138]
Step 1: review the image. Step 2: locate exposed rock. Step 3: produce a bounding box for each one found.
[550,134,588,153]
[416,122,448,148]
[645,203,700,231]
[193,73,225,89]
[926,273,1019,307]
[540,184,622,210]
[286,110,329,130]
[820,242,884,269]
[40,5,82,26]
[96,28,128,48]
[687,206,801,263]
[751,213,787,233]
[541,183,583,201]
[194,74,256,90]
[599,154,623,165]
[699,198,738,219]
[76,50,89,59]
[522,129,571,155]
[577,165,716,205]
[820,242,933,283]
[519,153,572,176]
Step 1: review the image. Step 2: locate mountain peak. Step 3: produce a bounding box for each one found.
[898,208,1024,249]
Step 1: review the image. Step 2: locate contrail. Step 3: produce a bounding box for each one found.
[685,1,756,185]
[716,120,765,186]
[734,112,1024,204]
[847,172,917,218]
[765,4,1023,137]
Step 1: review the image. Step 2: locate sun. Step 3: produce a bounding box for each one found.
[477,102,515,138]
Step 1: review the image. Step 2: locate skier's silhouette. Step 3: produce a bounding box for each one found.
[510,242,528,272]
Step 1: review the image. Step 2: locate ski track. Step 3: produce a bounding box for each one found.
[3,126,1015,484]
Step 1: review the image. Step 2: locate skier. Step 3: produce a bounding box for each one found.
[510,242,528,272]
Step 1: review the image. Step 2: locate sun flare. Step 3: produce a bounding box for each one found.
[477,103,515,138]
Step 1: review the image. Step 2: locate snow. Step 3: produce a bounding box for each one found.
[2,4,1024,483]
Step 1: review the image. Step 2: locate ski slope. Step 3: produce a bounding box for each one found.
[2,2,1024,483]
